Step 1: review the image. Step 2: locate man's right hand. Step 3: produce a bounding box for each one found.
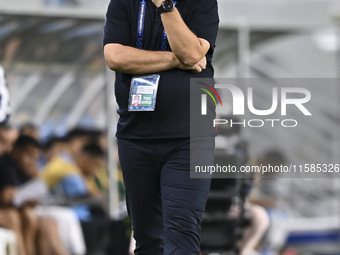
[176,56,207,73]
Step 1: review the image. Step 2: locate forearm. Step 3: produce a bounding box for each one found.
[161,8,210,66]
[104,43,179,75]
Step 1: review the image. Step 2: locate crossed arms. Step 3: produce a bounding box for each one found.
[104,1,210,75]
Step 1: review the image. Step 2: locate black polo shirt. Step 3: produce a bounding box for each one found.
[104,0,219,138]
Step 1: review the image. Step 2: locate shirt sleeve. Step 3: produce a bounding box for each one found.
[103,0,131,47]
[186,0,219,54]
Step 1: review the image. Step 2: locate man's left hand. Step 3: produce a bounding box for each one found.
[152,0,163,8]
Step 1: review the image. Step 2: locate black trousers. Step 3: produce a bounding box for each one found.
[118,137,214,255]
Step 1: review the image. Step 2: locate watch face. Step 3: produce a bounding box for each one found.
[163,0,174,11]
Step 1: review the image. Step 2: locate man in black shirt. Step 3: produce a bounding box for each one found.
[0,136,72,255]
[0,135,40,255]
[0,136,40,204]
[104,0,219,254]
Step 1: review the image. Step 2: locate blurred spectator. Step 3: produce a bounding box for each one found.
[250,150,287,209]
[87,129,108,152]
[40,136,68,169]
[76,143,106,198]
[0,135,41,187]
[238,203,270,255]
[229,152,282,255]
[248,150,289,254]
[0,135,69,255]
[41,128,109,196]
[41,128,90,190]
[42,141,105,204]
[42,143,106,201]
[34,204,87,255]
[43,137,67,161]
[71,143,109,254]
[41,135,109,254]
[88,130,110,192]
[34,136,87,255]
[67,128,91,161]
[0,125,18,156]
[19,123,40,141]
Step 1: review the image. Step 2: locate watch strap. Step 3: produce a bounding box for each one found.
[157,0,175,14]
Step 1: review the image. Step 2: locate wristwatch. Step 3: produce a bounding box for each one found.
[157,0,175,14]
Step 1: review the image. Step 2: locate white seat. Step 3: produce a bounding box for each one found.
[0,228,17,255]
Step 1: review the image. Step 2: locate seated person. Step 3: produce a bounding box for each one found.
[41,128,90,191]
[63,143,106,200]
[0,135,69,255]
[40,136,69,170]
[42,143,108,254]
[42,143,106,205]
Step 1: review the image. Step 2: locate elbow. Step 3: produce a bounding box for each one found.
[104,44,125,72]
[106,57,122,71]
[176,39,210,66]
[105,53,123,71]
[177,52,204,67]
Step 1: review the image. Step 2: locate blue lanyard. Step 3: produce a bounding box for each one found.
[137,0,177,50]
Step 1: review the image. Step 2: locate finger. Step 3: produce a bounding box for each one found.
[193,66,202,73]
[197,58,206,69]
[198,61,206,70]
[201,57,207,69]
[198,64,205,71]
[191,64,198,72]
[199,62,206,70]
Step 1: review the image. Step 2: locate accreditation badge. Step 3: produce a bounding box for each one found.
[128,74,160,111]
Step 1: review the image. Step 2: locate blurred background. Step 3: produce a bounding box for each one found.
[1,0,340,255]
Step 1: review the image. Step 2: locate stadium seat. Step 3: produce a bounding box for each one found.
[0,227,17,255]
